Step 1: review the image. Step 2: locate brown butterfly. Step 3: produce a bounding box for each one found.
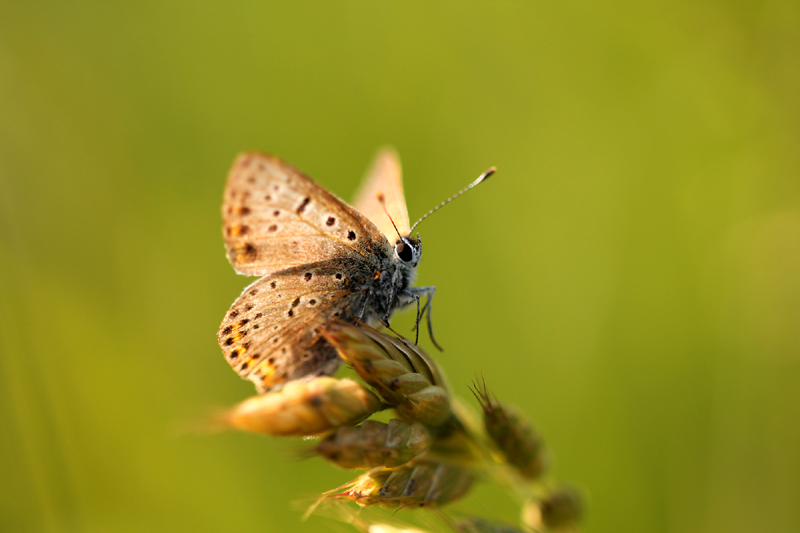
[218,148,494,392]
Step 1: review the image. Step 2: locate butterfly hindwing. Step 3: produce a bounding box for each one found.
[218,267,365,392]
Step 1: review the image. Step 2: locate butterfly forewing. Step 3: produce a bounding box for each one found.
[223,153,389,277]
[352,147,410,240]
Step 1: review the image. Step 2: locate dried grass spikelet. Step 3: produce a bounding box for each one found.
[323,322,451,427]
[472,378,548,479]
[522,486,584,532]
[327,461,474,509]
[223,377,382,437]
[315,419,431,469]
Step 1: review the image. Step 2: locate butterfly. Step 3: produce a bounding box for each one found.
[218,148,494,393]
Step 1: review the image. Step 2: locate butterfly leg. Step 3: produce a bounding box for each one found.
[382,269,401,325]
[358,289,372,322]
[406,286,442,351]
[409,291,422,345]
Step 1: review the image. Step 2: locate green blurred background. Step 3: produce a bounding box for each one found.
[2,2,799,532]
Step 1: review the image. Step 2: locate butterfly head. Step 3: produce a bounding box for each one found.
[394,235,421,268]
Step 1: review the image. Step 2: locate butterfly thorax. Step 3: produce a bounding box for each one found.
[355,236,420,323]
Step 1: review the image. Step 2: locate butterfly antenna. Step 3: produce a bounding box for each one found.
[377,193,404,241]
[410,167,496,233]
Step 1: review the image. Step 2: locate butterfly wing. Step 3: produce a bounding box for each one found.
[352,147,410,240]
[220,152,394,392]
[218,270,358,392]
[222,152,388,277]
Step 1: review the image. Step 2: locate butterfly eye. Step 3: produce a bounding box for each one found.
[395,240,414,263]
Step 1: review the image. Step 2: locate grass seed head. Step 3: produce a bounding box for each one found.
[472,378,547,479]
[223,377,382,437]
[324,323,452,427]
[393,385,451,428]
[315,419,431,469]
[330,461,474,509]
[523,486,584,531]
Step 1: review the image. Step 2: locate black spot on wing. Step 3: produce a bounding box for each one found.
[296,197,311,214]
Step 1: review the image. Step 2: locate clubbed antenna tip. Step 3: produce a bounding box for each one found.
[410,166,497,233]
